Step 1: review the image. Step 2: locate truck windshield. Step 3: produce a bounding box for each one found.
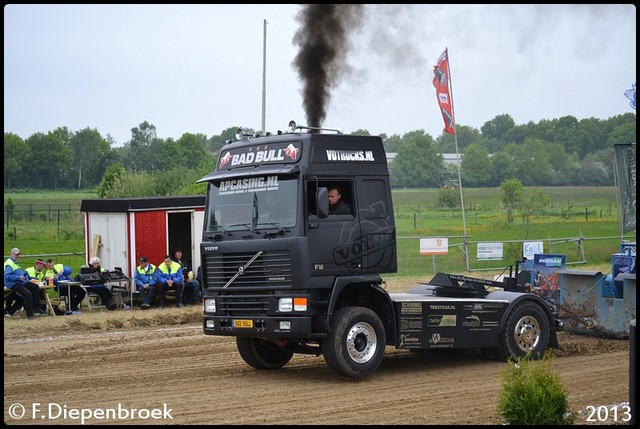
[204,175,297,233]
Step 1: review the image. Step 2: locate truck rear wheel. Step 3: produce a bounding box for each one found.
[321,306,386,378]
[496,301,550,360]
[236,337,294,370]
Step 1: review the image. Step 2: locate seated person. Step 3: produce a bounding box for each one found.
[4,248,46,319]
[26,258,65,315]
[57,265,86,315]
[172,248,200,305]
[43,259,85,315]
[4,291,24,317]
[328,185,351,215]
[156,255,184,308]
[135,256,157,310]
[82,257,117,310]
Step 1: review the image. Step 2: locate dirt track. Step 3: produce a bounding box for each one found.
[3,303,632,425]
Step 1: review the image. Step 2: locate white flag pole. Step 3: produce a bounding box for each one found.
[445,48,468,240]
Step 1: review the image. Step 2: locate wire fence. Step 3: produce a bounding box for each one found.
[4,204,81,226]
[395,234,629,277]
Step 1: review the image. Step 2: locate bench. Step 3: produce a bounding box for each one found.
[4,283,60,316]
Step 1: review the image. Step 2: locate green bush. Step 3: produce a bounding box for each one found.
[437,186,459,208]
[497,352,575,425]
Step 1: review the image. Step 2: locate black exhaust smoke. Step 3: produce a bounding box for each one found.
[292,4,364,129]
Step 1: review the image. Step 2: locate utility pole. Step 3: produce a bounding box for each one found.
[261,19,267,135]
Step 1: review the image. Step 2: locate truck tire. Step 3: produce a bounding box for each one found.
[236,337,294,370]
[321,306,386,378]
[495,301,550,361]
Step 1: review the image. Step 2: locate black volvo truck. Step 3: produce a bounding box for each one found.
[199,121,558,378]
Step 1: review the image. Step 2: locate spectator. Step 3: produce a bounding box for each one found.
[328,185,351,215]
[172,248,200,305]
[44,260,86,315]
[135,256,157,310]
[83,256,117,310]
[25,258,60,314]
[4,292,23,317]
[157,254,184,308]
[3,248,46,319]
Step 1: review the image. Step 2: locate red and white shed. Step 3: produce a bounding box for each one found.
[80,196,205,291]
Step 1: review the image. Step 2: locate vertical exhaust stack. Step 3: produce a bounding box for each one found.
[292,4,363,129]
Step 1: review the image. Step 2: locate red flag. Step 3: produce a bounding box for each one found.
[433,49,455,135]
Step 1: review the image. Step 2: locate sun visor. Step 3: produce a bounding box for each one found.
[197,166,300,183]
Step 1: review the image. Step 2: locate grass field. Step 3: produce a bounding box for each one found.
[4,187,633,278]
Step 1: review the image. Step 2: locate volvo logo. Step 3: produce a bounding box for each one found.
[223,251,263,289]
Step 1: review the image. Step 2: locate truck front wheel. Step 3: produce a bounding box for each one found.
[321,306,386,378]
[236,337,294,370]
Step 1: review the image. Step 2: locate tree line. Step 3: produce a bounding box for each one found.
[3,113,636,195]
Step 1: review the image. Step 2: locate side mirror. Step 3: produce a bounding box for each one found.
[316,187,329,218]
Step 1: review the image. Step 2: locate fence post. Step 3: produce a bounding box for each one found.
[464,235,470,272]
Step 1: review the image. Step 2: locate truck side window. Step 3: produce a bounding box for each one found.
[307,181,354,218]
[361,180,388,219]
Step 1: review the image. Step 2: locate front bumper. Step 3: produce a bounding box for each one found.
[203,315,312,338]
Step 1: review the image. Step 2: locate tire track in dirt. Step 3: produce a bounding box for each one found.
[4,299,632,423]
[4,320,631,425]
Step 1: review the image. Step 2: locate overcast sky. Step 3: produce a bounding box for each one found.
[4,4,636,146]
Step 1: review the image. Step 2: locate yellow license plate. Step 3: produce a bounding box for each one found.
[233,319,254,328]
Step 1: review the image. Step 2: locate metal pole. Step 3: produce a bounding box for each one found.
[261,19,267,135]
[445,48,467,240]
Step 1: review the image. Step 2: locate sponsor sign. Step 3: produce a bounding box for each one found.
[523,241,544,260]
[218,176,279,195]
[217,141,302,170]
[427,314,457,327]
[420,238,448,255]
[325,149,375,162]
[532,254,565,305]
[477,242,503,260]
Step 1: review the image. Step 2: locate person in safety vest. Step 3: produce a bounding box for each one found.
[44,259,86,315]
[156,254,184,308]
[172,248,200,305]
[25,258,59,314]
[4,248,46,319]
[135,256,157,310]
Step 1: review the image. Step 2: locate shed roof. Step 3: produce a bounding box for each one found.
[80,195,206,213]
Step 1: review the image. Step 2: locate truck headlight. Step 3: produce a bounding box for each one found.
[278,298,293,312]
[204,298,216,313]
[278,297,308,312]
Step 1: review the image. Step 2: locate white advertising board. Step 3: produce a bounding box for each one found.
[420,238,448,255]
